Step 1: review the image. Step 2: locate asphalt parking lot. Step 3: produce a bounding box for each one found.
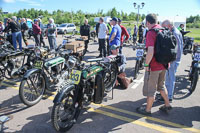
[0,35,200,133]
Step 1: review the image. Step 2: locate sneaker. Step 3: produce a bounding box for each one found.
[159,105,172,113]
[158,97,173,103]
[136,106,151,116]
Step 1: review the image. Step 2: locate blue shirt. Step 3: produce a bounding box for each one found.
[109,24,121,46]
[172,27,183,63]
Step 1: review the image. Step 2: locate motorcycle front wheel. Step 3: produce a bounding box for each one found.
[51,85,81,132]
[189,69,199,93]
[19,71,46,106]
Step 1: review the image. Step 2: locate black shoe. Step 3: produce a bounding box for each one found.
[136,106,151,116]
[159,105,172,113]
[158,97,173,103]
[96,55,102,58]
[86,50,90,52]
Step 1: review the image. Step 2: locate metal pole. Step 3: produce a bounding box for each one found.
[137,5,140,26]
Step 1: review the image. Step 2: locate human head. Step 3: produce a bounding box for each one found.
[145,13,157,29]
[38,18,41,22]
[34,19,38,24]
[21,18,26,23]
[84,19,88,25]
[118,18,122,25]
[99,17,104,24]
[111,45,119,55]
[180,24,184,29]
[162,19,173,30]
[49,18,54,24]
[11,16,17,21]
[111,17,118,26]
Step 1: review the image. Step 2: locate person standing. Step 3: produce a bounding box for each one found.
[46,18,57,50]
[138,23,145,43]
[80,19,90,53]
[109,17,121,53]
[20,18,29,46]
[159,20,183,102]
[118,18,129,54]
[0,21,5,34]
[38,18,45,47]
[136,14,172,115]
[32,19,41,46]
[97,17,108,58]
[106,20,112,55]
[4,16,22,51]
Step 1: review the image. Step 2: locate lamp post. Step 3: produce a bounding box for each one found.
[133,2,145,26]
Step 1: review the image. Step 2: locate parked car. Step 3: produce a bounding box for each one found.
[57,23,76,34]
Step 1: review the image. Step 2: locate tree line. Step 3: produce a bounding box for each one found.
[0,8,199,28]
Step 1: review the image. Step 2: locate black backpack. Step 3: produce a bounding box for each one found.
[151,28,177,67]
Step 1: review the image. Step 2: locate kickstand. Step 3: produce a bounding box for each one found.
[111,88,114,99]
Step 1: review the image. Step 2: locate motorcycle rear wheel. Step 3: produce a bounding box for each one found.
[189,69,199,93]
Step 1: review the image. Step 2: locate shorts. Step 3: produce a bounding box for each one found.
[143,70,166,97]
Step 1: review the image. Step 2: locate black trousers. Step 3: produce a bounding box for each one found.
[40,33,45,47]
[84,40,89,50]
[99,39,107,57]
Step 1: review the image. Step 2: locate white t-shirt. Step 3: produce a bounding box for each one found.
[98,23,108,39]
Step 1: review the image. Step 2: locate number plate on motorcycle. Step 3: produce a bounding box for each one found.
[34,61,43,69]
[69,70,81,85]
[194,53,200,61]
[136,49,144,57]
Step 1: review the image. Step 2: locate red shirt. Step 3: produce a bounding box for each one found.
[32,24,41,35]
[120,25,129,45]
[146,24,165,71]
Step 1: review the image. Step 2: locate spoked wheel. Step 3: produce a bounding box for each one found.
[104,63,118,92]
[189,69,199,93]
[134,60,140,79]
[51,86,81,132]
[19,71,45,106]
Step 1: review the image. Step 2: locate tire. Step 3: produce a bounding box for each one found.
[51,85,81,132]
[189,69,199,93]
[134,60,140,79]
[104,63,118,92]
[19,71,46,106]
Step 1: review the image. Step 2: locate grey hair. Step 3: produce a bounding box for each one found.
[49,18,54,23]
[162,19,174,26]
[12,16,17,21]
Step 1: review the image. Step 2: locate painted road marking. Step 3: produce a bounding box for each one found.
[2,80,200,132]
[131,76,144,89]
[88,108,180,133]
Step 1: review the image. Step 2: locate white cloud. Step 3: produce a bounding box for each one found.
[18,0,41,6]
[3,0,15,3]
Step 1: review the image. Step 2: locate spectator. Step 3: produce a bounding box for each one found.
[136,14,172,115]
[97,17,108,58]
[106,20,112,55]
[0,21,5,34]
[80,19,90,53]
[138,22,145,43]
[110,45,132,90]
[32,19,41,47]
[96,22,100,38]
[38,18,45,47]
[4,16,22,51]
[159,20,183,102]
[109,17,121,53]
[46,18,57,50]
[142,26,148,44]
[133,24,138,50]
[20,18,29,46]
[118,18,129,54]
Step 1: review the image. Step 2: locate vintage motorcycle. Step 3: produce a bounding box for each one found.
[182,31,194,55]
[133,43,146,79]
[185,44,200,93]
[51,56,118,132]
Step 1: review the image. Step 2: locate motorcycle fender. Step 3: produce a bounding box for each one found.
[194,63,200,69]
[53,84,75,104]
[23,68,41,79]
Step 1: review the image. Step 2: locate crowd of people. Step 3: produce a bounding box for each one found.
[0,13,187,116]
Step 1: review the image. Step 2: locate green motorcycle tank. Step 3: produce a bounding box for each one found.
[82,65,103,79]
[44,57,65,68]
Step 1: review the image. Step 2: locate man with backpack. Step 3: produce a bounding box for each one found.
[4,16,22,51]
[158,20,183,102]
[136,14,172,115]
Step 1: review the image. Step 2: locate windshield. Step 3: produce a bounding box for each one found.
[59,24,67,27]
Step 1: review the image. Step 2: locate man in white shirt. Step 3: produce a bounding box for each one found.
[97,17,108,58]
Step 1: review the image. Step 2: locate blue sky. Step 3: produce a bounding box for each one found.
[0,0,200,17]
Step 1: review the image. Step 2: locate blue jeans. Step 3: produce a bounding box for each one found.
[48,36,57,50]
[12,31,22,51]
[165,61,180,99]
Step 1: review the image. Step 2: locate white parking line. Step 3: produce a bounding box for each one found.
[131,76,144,89]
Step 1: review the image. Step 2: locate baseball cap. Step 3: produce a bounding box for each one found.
[112,17,118,22]
[118,18,122,22]
[110,45,119,50]
[34,19,38,22]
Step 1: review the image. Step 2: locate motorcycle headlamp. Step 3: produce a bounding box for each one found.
[66,56,77,69]
[35,48,41,57]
